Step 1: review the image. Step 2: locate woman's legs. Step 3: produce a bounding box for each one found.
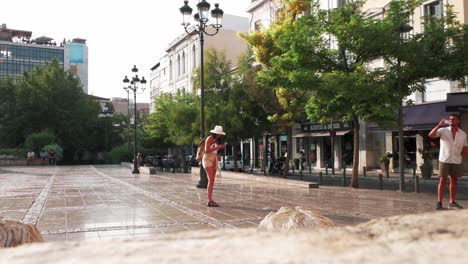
[205,166,216,202]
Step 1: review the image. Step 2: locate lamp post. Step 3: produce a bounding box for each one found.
[396,24,413,192]
[179,0,223,188]
[123,65,147,174]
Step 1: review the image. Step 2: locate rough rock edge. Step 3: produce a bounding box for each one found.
[1,210,468,263]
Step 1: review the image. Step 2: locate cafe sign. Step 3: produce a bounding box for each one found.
[301,121,353,132]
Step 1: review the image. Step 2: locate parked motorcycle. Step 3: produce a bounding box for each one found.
[268,158,284,176]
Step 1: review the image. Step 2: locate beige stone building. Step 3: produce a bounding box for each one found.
[149,14,249,112]
[360,0,468,174]
[245,0,468,175]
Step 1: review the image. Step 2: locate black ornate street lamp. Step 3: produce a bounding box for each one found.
[180,0,223,188]
[123,65,146,174]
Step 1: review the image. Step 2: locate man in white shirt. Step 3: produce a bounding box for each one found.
[429,114,468,210]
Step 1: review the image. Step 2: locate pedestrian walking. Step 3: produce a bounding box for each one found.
[202,125,226,207]
[137,153,143,168]
[429,114,468,210]
[48,150,56,165]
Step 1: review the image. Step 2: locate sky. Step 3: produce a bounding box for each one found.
[2,0,252,102]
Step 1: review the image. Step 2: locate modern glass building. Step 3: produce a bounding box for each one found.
[0,42,65,77]
[0,24,88,93]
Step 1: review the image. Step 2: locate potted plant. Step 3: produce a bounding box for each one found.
[379,152,391,172]
[418,147,434,179]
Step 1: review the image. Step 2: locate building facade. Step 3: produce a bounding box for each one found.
[149,14,249,112]
[360,0,468,174]
[246,0,353,171]
[111,97,149,118]
[247,0,468,174]
[0,24,89,93]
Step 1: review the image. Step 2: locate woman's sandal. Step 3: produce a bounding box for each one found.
[207,200,219,207]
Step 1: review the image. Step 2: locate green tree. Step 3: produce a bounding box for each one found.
[145,90,199,167]
[1,59,100,160]
[241,0,312,176]
[0,78,19,147]
[192,49,269,171]
[301,1,400,187]
[374,0,464,189]
[24,131,56,152]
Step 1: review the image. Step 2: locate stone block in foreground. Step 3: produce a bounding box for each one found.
[2,209,468,263]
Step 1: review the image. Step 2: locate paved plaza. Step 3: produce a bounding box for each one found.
[0,165,462,242]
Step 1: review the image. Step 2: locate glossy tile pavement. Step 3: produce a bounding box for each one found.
[0,165,458,242]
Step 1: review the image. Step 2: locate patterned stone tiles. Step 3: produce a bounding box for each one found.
[0,164,458,242]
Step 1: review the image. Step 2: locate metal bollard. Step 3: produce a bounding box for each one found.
[378,174,383,190]
[319,172,323,185]
[363,166,366,177]
[326,166,328,175]
[309,164,312,174]
[414,174,420,193]
[342,165,346,187]
[413,167,416,177]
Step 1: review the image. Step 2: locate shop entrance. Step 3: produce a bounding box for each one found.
[323,137,332,168]
[393,132,418,169]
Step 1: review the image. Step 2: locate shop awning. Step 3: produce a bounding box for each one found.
[368,101,449,132]
[293,130,351,138]
[446,92,468,112]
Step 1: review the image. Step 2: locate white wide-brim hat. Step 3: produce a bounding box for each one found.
[210,125,226,135]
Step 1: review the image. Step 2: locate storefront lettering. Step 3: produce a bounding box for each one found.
[301,121,353,132]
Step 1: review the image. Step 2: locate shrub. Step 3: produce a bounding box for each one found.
[106,145,132,164]
[25,132,55,152]
[106,144,149,164]
[0,148,28,160]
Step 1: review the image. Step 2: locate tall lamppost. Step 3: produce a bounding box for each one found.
[396,24,413,192]
[179,0,223,188]
[123,65,146,174]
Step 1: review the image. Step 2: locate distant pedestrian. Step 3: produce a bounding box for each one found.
[137,153,143,168]
[299,150,305,170]
[429,115,468,210]
[203,125,226,207]
[48,150,56,165]
[27,150,35,160]
[39,150,48,160]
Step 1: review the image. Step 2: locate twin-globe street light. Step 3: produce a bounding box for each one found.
[123,65,146,174]
[179,0,224,188]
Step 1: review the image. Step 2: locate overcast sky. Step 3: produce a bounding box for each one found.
[2,0,252,102]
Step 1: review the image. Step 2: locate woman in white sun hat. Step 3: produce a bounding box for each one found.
[203,125,226,207]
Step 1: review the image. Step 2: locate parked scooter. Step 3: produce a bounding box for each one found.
[268,157,284,176]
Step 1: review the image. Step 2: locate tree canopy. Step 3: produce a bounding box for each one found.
[0,59,101,160]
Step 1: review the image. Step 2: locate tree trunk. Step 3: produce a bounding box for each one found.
[282,126,293,178]
[233,141,239,172]
[181,145,188,173]
[350,116,360,188]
